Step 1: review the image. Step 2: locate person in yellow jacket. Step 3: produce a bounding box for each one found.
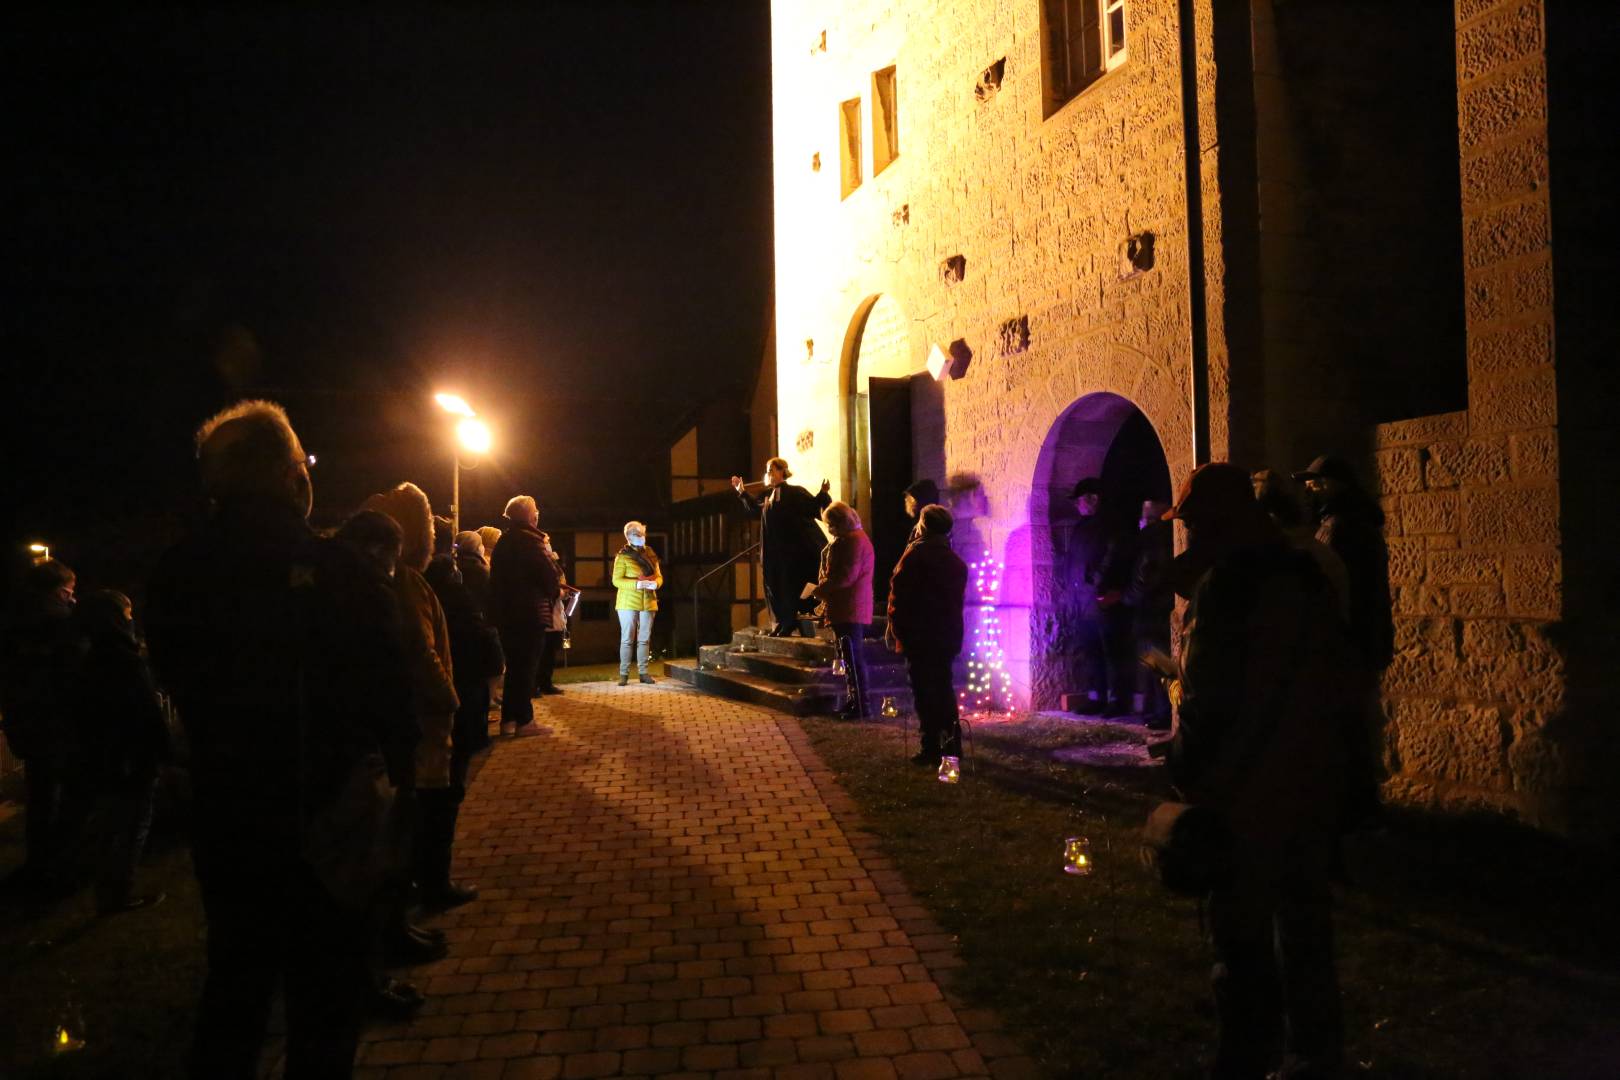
[611,520,662,686]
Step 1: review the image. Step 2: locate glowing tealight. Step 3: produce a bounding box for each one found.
[937,756,961,784]
[1063,836,1094,876]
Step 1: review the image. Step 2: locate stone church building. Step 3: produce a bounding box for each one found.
[767,0,1615,835]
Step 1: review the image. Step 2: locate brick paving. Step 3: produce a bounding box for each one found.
[354,680,1037,1080]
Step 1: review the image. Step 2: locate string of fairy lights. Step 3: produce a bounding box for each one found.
[960,549,1013,716]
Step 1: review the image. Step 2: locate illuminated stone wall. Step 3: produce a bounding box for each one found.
[769,0,1211,705]
[1368,0,1594,832]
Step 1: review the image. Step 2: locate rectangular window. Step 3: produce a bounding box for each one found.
[1042,0,1127,118]
[839,96,863,198]
[872,67,898,175]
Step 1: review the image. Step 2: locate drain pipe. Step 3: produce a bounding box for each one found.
[1178,0,1212,466]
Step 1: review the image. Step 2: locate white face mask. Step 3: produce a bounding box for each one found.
[629,535,646,548]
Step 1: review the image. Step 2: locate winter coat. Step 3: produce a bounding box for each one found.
[75,626,170,789]
[426,556,504,685]
[738,483,830,600]
[1061,515,1131,614]
[1169,539,1360,848]
[1316,496,1394,672]
[455,552,491,620]
[612,547,664,612]
[488,519,559,633]
[0,594,84,761]
[1123,520,1175,629]
[395,565,458,790]
[814,529,875,625]
[886,534,968,658]
[146,498,414,856]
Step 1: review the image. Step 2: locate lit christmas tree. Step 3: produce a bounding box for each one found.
[961,549,1013,716]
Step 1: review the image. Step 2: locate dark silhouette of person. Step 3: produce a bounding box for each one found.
[146,399,414,1078]
[1165,463,1359,1079]
[886,505,968,765]
[1061,477,1132,714]
[488,494,558,735]
[732,457,831,636]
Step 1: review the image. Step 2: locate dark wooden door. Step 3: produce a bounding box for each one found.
[867,376,914,609]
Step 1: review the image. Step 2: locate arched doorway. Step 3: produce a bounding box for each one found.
[1028,393,1172,710]
[841,294,942,603]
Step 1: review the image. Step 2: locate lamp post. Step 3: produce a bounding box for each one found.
[434,394,491,538]
[27,542,50,564]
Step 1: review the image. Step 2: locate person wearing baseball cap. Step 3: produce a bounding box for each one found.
[1162,460,1359,1078]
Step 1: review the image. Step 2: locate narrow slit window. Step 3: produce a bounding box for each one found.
[872,66,899,175]
[839,96,863,198]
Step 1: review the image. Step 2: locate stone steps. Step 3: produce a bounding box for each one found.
[672,624,913,717]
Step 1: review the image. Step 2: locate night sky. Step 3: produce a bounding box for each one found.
[5,3,774,587]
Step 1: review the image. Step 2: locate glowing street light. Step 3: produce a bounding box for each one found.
[435,392,491,537]
[456,417,492,455]
[434,392,476,418]
[27,542,50,564]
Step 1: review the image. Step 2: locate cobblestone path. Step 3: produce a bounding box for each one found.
[355,680,1036,1080]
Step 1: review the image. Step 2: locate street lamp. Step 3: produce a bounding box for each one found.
[434,393,492,537]
[27,542,50,564]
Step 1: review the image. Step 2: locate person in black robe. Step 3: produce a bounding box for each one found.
[732,457,830,637]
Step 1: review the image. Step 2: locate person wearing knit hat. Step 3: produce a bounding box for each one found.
[884,504,968,765]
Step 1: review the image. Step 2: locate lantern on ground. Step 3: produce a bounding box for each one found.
[1063,836,1094,876]
[880,696,898,718]
[831,656,846,676]
[937,755,961,784]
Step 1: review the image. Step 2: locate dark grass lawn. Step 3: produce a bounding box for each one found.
[799,713,1620,1079]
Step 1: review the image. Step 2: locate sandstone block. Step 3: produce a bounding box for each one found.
[1460,131,1549,210]
[1469,367,1557,433]
[1457,0,1514,25]
[1426,551,1501,586]
[1464,196,1551,271]
[1373,448,1424,495]
[1374,411,1467,449]
[1506,428,1557,481]
[1460,485,1557,548]
[1387,537,1426,585]
[1427,534,1460,550]
[1425,438,1511,489]
[1449,584,1505,617]
[1465,253,1552,325]
[1506,709,1567,797]
[1458,60,1547,154]
[1468,318,1552,378]
[1457,1,1545,85]
[1402,491,1459,536]
[1392,699,1510,790]
[1385,617,1457,695]
[1503,548,1561,619]
[1457,648,1564,711]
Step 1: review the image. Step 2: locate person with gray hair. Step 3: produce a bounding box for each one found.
[612,520,662,685]
[146,399,413,1077]
[488,493,558,734]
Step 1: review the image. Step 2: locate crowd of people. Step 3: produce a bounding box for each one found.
[0,399,667,1077]
[1,396,1394,1079]
[744,449,1393,1079]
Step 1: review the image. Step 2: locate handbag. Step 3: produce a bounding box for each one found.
[1141,800,1235,896]
[302,751,410,910]
[1141,572,1312,897]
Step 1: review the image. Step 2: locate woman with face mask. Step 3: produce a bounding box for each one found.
[612,521,663,686]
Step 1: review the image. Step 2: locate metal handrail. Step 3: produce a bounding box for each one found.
[689,541,762,656]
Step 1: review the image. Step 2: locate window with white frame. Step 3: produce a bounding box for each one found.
[1041,0,1127,118]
